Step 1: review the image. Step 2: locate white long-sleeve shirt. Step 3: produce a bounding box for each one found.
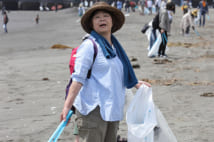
[181,11,194,30]
[72,36,126,121]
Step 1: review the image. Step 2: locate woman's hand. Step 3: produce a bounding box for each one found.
[161,29,165,33]
[60,107,72,126]
[135,80,151,89]
[60,107,70,122]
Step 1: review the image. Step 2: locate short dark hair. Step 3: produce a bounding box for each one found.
[166,2,175,13]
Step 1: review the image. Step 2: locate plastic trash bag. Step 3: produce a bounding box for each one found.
[152,5,156,14]
[144,7,150,15]
[145,21,153,48]
[194,11,200,25]
[126,85,157,142]
[145,22,152,41]
[154,107,178,142]
[206,15,210,20]
[144,22,162,57]
[148,29,162,57]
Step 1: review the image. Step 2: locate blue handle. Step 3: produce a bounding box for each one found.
[161,33,167,45]
[48,110,73,142]
[206,15,210,20]
[194,30,200,36]
[163,33,168,43]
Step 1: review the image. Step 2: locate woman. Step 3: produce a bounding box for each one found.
[158,2,175,57]
[60,2,150,142]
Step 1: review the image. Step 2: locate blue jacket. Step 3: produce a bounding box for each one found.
[198,1,208,14]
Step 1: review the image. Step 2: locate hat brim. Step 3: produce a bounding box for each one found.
[81,4,125,33]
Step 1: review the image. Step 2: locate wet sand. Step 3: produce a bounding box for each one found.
[0,7,214,142]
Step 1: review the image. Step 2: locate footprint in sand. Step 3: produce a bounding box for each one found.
[7,98,24,104]
[153,59,172,64]
[200,92,214,97]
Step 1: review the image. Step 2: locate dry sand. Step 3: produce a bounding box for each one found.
[0,7,214,142]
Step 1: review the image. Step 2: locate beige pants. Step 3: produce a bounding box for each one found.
[75,107,119,142]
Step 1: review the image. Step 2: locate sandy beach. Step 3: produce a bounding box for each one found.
[0,6,214,142]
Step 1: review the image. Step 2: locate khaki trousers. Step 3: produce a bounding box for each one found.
[75,107,119,142]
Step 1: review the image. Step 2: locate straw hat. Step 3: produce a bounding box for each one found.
[81,2,125,33]
[191,9,198,17]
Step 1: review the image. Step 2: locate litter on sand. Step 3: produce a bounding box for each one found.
[50,44,73,49]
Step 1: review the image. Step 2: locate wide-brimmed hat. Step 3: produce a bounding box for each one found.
[81,2,125,33]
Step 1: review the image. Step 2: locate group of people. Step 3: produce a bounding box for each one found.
[120,0,167,15]
[78,0,169,16]
[1,1,209,141]
[105,0,167,14]
[144,1,175,58]
[146,0,210,58]
[181,0,209,36]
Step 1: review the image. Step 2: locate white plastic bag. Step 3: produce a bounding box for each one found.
[145,22,152,42]
[126,85,157,142]
[144,7,150,15]
[154,107,178,142]
[152,5,156,14]
[148,29,162,57]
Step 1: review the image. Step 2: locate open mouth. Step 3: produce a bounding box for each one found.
[99,24,107,28]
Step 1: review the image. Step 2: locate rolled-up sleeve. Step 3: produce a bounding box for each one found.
[72,39,95,85]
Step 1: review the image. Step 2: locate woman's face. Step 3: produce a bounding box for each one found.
[92,11,113,35]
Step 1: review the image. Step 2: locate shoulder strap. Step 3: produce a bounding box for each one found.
[88,38,98,64]
[86,38,98,78]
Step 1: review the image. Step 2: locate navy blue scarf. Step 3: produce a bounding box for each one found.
[91,31,138,89]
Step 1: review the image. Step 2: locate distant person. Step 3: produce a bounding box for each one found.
[117,0,123,11]
[155,0,161,13]
[147,0,153,14]
[160,0,166,11]
[139,0,145,15]
[130,1,136,12]
[125,0,130,13]
[78,3,85,17]
[181,0,189,14]
[3,11,9,33]
[158,2,175,57]
[55,3,58,12]
[181,9,197,36]
[1,6,6,15]
[188,0,192,8]
[60,2,151,142]
[35,14,39,24]
[87,0,91,7]
[198,0,209,27]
